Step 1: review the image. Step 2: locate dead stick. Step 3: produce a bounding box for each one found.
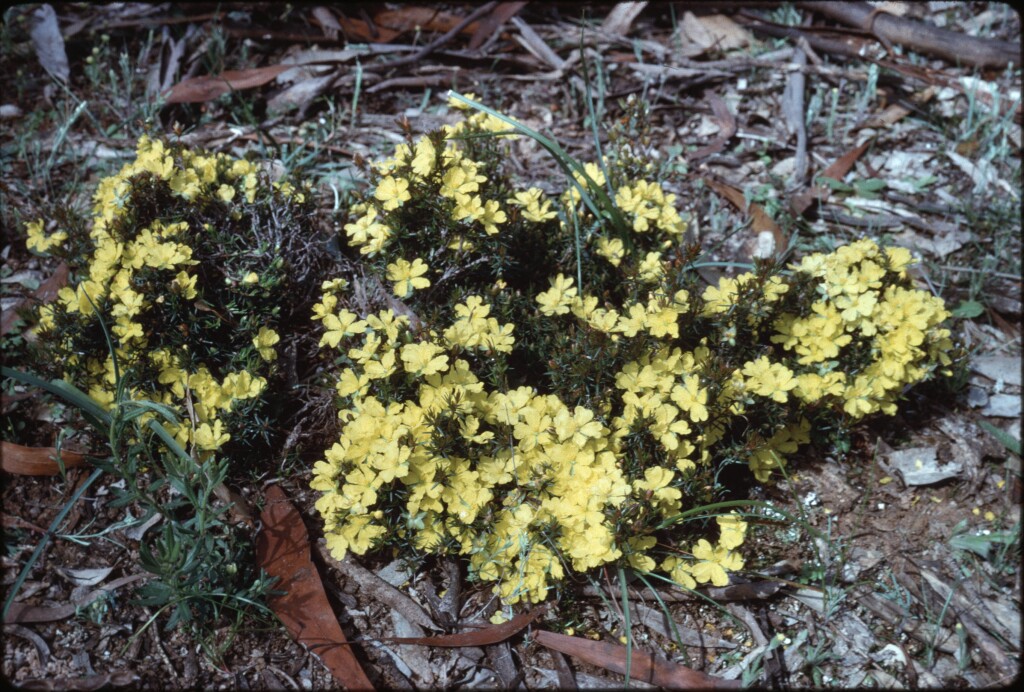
[796,1,1020,69]
[383,2,499,71]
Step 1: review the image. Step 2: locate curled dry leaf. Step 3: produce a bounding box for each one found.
[0,441,87,476]
[468,2,528,50]
[382,606,546,647]
[30,4,70,83]
[163,65,293,104]
[5,574,147,624]
[790,140,871,216]
[1,262,69,337]
[533,629,742,688]
[601,2,649,37]
[704,177,786,253]
[690,93,737,160]
[14,671,140,691]
[256,484,374,691]
[374,6,482,37]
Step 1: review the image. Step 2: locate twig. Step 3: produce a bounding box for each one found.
[150,621,179,680]
[4,624,51,667]
[382,2,500,71]
[511,16,565,70]
[796,1,1020,69]
[366,72,460,94]
[315,540,438,632]
[783,39,809,186]
[724,603,769,647]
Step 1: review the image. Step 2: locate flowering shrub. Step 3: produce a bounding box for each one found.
[311,95,956,605]
[25,135,327,464]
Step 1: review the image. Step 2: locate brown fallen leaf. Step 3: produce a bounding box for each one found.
[468,2,527,50]
[334,14,402,43]
[1,261,69,337]
[382,605,546,647]
[256,484,373,691]
[681,12,750,52]
[311,6,342,41]
[16,670,140,691]
[601,2,649,36]
[375,6,480,37]
[704,177,786,253]
[790,140,872,216]
[5,574,147,624]
[5,601,77,624]
[1,441,87,476]
[703,579,784,601]
[534,629,742,688]
[163,65,292,104]
[30,4,69,84]
[690,92,737,160]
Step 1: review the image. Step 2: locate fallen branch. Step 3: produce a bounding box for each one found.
[797,1,1020,69]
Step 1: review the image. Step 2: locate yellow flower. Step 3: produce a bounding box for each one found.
[222,371,266,400]
[670,375,709,422]
[568,162,606,202]
[253,327,280,361]
[169,167,202,199]
[479,199,506,235]
[216,184,236,202]
[194,419,230,451]
[386,257,431,298]
[689,538,743,586]
[614,302,648,337]
[320,310,368,349]
[453,192,484,222]
[634,467,682,515]
[536,274,577,316]
[595,236,625,266]
[440,163,485,199]
[25,219,68,254]
[410,137,436,177]
[366,309,409,344]
[716,513,747,550]
[113,317,145,343]
[511,188,557,222]
[637,252,665,283]
[626,536,657,572]
[349,332,383,364]
[363,348,397,381]
[375,175,411,211]
[740,356,797,403]
[170,271,198,299]
[793,371,846,403]
[330,515,388,557]
[311,294,338,321]
[662,556,697,590]
[885,245,914,276]
[321,278,349,293]
[552,406,605,447]
[644,295,680,338]
[448,91,478,109]
[344,209,384,249]
[401,342,449,377]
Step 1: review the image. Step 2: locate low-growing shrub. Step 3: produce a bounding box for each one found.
[25,134,329,465]
[19,133,332,643]
[310,95,957,605]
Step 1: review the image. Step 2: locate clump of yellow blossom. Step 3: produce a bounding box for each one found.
[26,135,326,467]
[310,98,957,610]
